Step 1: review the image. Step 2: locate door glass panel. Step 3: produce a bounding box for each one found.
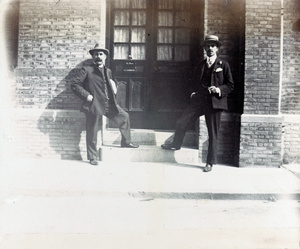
[158,0,173,9]
[175,0,190,10]
[157,28,173,43]
[157,45,172,60]
[114,0,130,8]
[114,27,130,42]
[131,28,146,42]
[131,45,145,60]
[132,0,147,9]
[132,11,146,25]
[114,45,129,59]
[175,11,190,26]
[174,45,189,61]
[114,11,130,25]
[175,28,190,43]
[158,11,173,26]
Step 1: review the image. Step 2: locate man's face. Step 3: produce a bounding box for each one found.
[92,51,107,66]
[204,42,219,57]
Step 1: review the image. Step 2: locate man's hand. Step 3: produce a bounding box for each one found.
[86,95,93,102]
[190,92,196,98]
[208,86,221,97]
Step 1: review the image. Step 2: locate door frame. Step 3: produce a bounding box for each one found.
[105,0,204,130]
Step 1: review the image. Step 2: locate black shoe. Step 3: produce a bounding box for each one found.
[161,144,180,150]
[203,164,213,172]
[121,142,139,148]
[90,159,99,165]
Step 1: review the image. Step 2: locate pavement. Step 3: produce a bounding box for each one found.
[0,158,299,249]
[1,158,299,199]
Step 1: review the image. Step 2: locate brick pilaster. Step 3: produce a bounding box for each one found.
[240,0,283,167]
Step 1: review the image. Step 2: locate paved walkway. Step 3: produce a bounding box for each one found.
[1,158,299,198]
[0,158,299,249]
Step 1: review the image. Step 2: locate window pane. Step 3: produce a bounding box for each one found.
[114,45,129,59]
[158,11,173,26]
[175,11,190,26]
[114,11,130,25]
[131,45,146,60]
[132,0,147,9]
[158,0,173,9]
[175,0,190,10]
[131,28,146,43]
[157,45,172,61]
[114,0,130,8]
[158,28,173,43]
[114,27,130,42]
[175,28,190,43]
[175,45,189,61]
[132,11,146,26]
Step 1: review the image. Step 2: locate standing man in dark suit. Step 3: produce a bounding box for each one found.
[161,35,234,172]
[71,44,138,165]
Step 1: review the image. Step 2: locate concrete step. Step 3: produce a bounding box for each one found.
[103,129,197,147]
[99,145,199,164]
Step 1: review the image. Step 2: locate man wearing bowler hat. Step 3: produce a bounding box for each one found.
[71,44,139,165]
[161,35,234,172]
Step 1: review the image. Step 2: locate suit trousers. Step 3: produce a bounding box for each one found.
[85,105,131,160]
[172,95,222,165]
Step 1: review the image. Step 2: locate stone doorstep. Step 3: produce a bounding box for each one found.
[100,129,198,163]
[99,145,199,164]
[102,129,197,147]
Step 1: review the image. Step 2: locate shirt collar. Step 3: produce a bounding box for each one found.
[93,62,104,68]
[206,55,217,64]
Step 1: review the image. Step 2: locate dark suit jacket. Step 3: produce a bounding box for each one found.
[71,64,118,115]
[189,57,234,110]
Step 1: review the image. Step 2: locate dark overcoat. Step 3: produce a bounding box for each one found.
[71,64,118,115]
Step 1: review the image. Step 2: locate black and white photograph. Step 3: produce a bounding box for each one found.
[0,0,299,248]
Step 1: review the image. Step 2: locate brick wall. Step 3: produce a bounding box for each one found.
[239,115,283,167]
[283,115,300,164]
[244,0,281,115]
[15,0,105,108]
[281,0,300,114]
[12,109,87,160]
[11,0,106,159]
[240,0,283,167]
[281,0,300,164]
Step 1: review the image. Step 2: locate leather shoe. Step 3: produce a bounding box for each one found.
[90,159,98,165]
[203,164,213,172]
[161,144,180,150]
[121,143,139,148]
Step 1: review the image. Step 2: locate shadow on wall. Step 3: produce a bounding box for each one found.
[37,59,94,160]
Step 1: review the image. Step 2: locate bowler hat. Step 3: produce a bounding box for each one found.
[204,35,222,47]
[89,43,109,56]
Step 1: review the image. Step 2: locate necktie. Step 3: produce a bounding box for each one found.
[98,67,109,100]
[207,58,213,68]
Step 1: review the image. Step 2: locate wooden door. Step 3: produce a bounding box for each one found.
[107,0,203,129]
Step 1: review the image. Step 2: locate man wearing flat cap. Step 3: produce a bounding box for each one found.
[161,35,234,172]
[71,44,138,165]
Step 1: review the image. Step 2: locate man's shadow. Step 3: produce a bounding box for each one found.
[37,59,94,160]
